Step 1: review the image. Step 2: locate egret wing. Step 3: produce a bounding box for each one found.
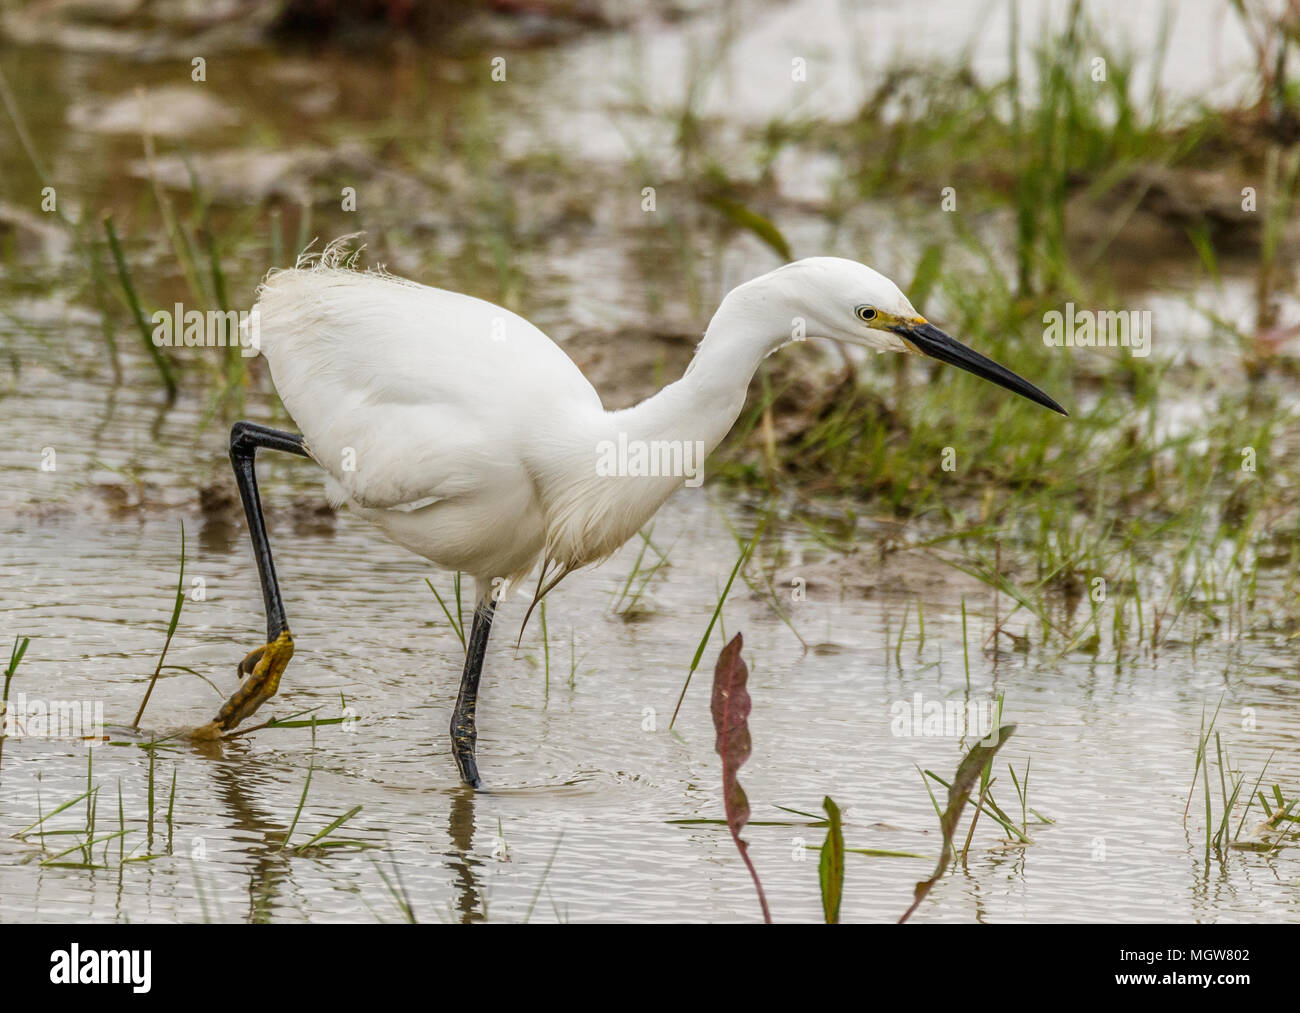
[253,266,601,510]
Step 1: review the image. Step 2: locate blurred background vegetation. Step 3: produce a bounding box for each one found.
[1,0,1299,655]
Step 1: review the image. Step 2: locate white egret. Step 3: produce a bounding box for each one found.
[195,241,1066,787]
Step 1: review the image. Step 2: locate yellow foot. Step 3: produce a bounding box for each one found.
[209,630,295,734]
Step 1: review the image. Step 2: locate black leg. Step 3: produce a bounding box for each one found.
[450,600,496,788]
[199,422,310,737]
[230,421,309,643]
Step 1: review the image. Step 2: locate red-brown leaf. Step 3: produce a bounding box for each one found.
[711,632,771,923]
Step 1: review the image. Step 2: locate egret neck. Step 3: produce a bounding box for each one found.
[615,277,788,461]
[541,282,787,576]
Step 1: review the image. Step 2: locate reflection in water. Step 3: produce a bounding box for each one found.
[203,746,293,924]
[446,787,484,924]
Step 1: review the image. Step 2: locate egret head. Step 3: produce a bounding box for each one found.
[753,257,1067,416]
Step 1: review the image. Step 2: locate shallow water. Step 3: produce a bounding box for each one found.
[5,480,1300,923]
[3,0,1299,923]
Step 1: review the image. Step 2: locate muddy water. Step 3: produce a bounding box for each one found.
[3,1,1299,923]
[5,471,1300,923]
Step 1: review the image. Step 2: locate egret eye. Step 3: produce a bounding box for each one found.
[856,305,877,322]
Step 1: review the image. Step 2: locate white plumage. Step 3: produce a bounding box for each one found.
[252,241,1062,606]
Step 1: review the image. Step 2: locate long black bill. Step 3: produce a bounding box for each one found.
[896,321,1068,416]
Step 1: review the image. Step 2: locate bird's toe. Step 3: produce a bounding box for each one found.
[236,643,266,680]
